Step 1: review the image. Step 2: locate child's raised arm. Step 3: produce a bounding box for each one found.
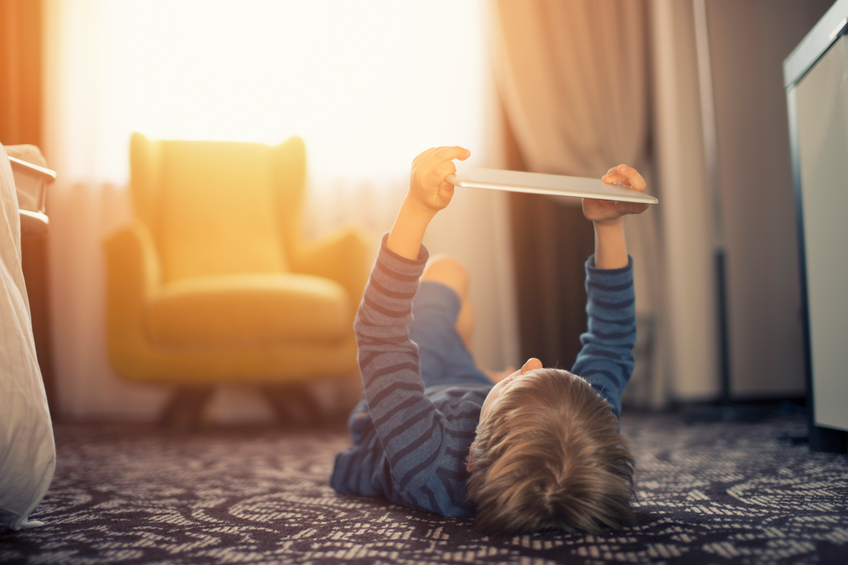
[583,164,650,269]
[386,146,471,260]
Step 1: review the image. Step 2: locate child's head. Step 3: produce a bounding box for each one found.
[467,366,635,535]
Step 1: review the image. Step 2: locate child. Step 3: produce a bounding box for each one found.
[331,146,649,534]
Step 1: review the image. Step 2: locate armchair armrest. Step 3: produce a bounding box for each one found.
[290,228,371,312]
[103,220,162,368]
[104,220,161,299]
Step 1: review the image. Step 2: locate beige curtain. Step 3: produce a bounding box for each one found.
[489,0,830,408]
[648,0,719,402]
[490,0,667,407]
[490,0,649,177]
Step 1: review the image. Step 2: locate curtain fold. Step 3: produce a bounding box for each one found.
[648,0,718,402]
[490,0,667,406]
[0,0,42,146]
[491,0,649,177]
[0,0,57,414]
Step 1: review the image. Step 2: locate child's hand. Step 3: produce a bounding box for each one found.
[408,146,471,214]
[583,164,650,226]
[386,146,471,259]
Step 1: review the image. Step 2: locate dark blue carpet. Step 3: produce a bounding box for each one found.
[2,414,847,564]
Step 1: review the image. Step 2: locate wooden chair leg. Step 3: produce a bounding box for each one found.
[262,383,323,427]
[160,386,215,432]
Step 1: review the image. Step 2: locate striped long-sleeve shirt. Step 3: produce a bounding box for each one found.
[330,236,636,517]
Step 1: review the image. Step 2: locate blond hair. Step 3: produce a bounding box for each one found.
[467,368,635,535]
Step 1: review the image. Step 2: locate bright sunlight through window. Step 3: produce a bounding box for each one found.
[68,0,489,185]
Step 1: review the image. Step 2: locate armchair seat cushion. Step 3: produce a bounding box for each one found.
[146,273,351,346]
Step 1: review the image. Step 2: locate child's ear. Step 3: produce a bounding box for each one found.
[466,442,474,473]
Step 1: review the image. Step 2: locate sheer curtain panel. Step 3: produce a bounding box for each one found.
[43,0,518,420]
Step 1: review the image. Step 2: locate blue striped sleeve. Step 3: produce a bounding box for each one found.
[571,254,637,419]
[353,234,449,499]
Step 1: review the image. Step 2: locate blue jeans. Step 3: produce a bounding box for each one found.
[409,281,493,388]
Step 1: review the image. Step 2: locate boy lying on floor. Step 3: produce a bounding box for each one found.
[331,146,649,534]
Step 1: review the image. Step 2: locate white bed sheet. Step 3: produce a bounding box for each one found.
[0,143,56,530]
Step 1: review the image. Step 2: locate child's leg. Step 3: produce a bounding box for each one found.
[421,256,475,351]
[420,257,514,383]
[410,256,492,388]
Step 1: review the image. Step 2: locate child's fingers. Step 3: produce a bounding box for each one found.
[439,181,455,196]
[416,147,470,188]
[615,164,646,191]
[602,165,646,192]
[432,159,458,182]
[413,147,439,166]
[602,167,627,185]
[426,146,471,166]
[614,201,650,215]
[585,197,614,207]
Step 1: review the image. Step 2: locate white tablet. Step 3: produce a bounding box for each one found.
[446,166,658,205]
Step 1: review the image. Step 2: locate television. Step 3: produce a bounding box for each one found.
[784,0,848,452]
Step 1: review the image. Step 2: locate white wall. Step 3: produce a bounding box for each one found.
[706,0,831,398]
[649,0,830,402]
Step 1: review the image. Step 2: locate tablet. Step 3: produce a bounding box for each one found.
[446,166,658,205]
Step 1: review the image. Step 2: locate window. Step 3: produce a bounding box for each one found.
[51,0,489,188]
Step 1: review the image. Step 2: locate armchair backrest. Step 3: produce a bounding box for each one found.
[130,133,306,283]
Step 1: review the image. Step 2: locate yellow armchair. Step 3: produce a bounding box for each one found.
[104,133,369,426]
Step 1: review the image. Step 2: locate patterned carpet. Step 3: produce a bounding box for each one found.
[2,413,847,565]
